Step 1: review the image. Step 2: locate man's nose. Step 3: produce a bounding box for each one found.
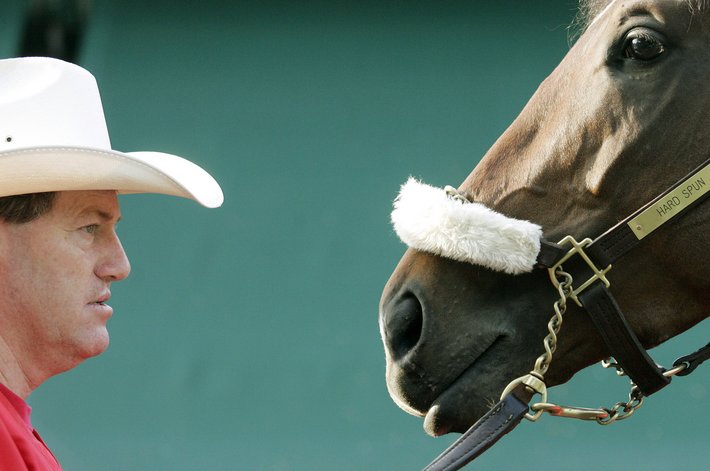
[96,231,131,282]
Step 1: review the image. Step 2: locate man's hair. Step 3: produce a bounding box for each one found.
[0,192,56,223]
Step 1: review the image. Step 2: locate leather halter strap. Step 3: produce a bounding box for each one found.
[578,283,669,394]
[587,157,710,267]
[551,157,710,395]
[422,158,710,471]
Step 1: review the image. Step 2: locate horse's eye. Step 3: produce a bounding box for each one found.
[622,28,665,61]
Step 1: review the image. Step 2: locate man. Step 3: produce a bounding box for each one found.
[0,56,223,469]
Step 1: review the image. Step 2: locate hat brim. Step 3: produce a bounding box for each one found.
[0,146,224,208]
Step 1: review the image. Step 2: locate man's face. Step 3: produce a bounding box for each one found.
[0,190,131,374]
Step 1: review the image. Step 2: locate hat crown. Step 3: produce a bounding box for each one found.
[0,57,111,151]
[0,57,223,208]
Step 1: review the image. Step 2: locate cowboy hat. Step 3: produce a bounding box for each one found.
[0,56,223,208]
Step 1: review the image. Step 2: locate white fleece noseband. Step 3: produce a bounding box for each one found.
[391,178,542,274]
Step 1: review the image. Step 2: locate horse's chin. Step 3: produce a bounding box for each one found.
[385,333,522,436]
[421,388,497,437]
[387,362,508,437]
[386,371,502,436]
[423,403,467,436]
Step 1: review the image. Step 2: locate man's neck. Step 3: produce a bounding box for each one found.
[0,334,36,399]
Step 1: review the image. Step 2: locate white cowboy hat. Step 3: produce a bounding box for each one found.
[0,56,223,208]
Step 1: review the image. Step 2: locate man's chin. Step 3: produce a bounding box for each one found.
[77,329,110,359]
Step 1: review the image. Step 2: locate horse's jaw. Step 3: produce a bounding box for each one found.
[379,249,603,436]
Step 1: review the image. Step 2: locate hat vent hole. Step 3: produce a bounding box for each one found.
[5,136,11,143]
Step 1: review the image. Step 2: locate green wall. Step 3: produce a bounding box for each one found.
[1,1,23,58]
[4,0,708,469]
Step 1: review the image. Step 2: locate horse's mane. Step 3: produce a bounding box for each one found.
[567,0,607,43]
[570,0,709,43]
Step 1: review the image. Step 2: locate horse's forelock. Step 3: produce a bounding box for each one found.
[569,0,611,41]
[576,0,610,28]
[686,0,710,16]
[571,0,710,43]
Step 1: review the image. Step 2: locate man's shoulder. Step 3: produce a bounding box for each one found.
[0,405,31,470]
[0,387,63,470]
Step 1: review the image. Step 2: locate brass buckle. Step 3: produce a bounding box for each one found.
[548,236,612,307]
[500,373,548,421]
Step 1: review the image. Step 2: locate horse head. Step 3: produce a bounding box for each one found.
[379,0,710,437]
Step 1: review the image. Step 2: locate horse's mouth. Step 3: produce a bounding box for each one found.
[421,335,506,436]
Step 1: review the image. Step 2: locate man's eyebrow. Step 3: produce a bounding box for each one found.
[78,208,121,222]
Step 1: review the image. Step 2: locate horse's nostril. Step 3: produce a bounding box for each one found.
[386,293,423,359]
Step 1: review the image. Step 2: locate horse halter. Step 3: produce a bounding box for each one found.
[391,158,710,471]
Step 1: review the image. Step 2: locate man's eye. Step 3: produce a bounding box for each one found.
[82,224,98,234]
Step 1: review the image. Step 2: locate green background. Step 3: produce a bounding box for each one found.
[2,1,708,469]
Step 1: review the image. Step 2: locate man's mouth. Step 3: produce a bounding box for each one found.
[90,291,112,309]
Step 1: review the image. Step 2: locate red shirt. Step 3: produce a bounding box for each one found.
[0,383,62,470]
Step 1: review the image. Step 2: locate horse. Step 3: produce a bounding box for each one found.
[378,0,710,463]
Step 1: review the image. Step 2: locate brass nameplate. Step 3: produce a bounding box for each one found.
[628,163,710,240]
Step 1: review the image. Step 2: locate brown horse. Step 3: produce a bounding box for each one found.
[379,0,710,441]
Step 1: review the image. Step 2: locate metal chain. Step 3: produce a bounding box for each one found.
[501,262,690,424]
[593,356,688,424]
[500,266,574,421]
[519,264,636,423]
[595,384,644,425]
[501,239,695,425]
[532,266,573,377]
[527,354,690,423]
[594,359,645,423]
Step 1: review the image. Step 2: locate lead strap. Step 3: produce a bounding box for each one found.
[421,390,530,471]
[673,342,710,376]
